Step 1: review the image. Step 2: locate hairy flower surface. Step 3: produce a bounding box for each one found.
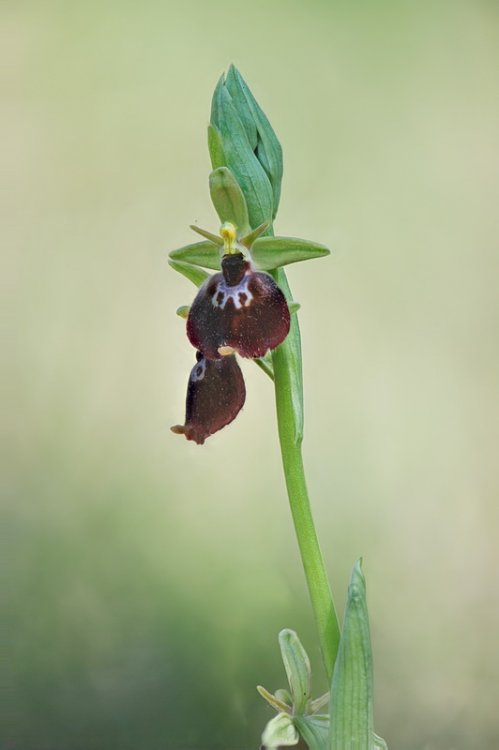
[171,352,245,444]
[187,252,290,360]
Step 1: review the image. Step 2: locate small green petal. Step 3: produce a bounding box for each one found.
[189,225,223,246]
[261,713,299,749]
[239,221,271,249]
[274,688,293,707]
[176,305,190,319]
[256,685,291,714]
[209,167,250,234]
[251,236,331,271]
[309,692,330,714]
[168,259,210,287]
[278,629,311,715]
[169,242,220,271]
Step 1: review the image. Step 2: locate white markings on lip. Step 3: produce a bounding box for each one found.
[211,277,254,310]
[191,358,206,382]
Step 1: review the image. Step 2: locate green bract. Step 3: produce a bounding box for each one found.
[329,561,387,750]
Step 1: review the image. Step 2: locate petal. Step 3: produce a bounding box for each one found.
[186,254,290,360]
[171,353,246,444]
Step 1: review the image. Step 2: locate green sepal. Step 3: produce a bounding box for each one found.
[226,65,283,217]
[288,301,301,315]
[294,715,329,750]
[210,75,274,229]
[261,713,299,749]
[278,629,311,715]
[251,236,330,271]
[176,305,190,319]
[209,167,250,234]
[169,242,220,271]
[329,560,379,750]
[168,259,210,287]
[207,124,225,169]
[170,236,330,274]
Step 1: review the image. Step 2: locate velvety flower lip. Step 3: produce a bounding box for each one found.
[186,252,290,360]
[171,351,246,444]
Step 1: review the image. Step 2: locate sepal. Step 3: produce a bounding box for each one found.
[169,235,330,273]
[209,167,250,234]
[168,259,210,287]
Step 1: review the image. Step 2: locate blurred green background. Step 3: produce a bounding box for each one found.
[3,0,499,748]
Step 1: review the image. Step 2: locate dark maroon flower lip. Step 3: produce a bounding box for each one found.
[171,352,246,445]
[186,252,290,360]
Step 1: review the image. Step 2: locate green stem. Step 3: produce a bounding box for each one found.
[271,271,340,682]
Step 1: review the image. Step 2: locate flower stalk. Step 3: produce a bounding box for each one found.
[169,66,387,749]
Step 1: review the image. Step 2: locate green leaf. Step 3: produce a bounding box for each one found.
[209,167,250,234]
[207,124,226,169]
[329,560,374,750]
[168,259,210,287]
[227,65,284,217]
[169,241,221,271]
[261,713,299,749]
[294,715,330,750]
[278,629,311,715]
[252,236,330,271]
[210,78,274,229]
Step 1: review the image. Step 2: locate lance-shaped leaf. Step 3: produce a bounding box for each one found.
[251,236,331,271]
[279,629,311,715]
[169,241,221,271]
[209,167,250,234]
[226,65,284,218]
[210,76,274,229]
[329,560,381,750]
[168,259,210,287]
